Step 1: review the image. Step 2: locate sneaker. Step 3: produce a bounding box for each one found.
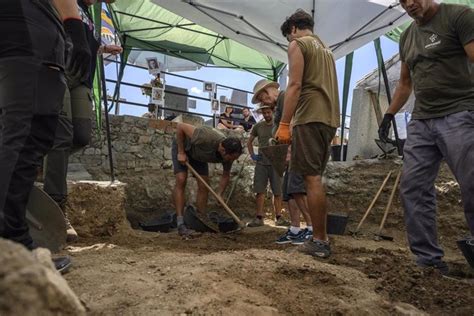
[417,260,449,275]
[247,217,264,227]
[299,239,331,258]
[290,230,307,245]
[275,217,290,226]
[275,229,305,244]
[178,224,197,237]
[52,256,72,275]
[301,228,313,240]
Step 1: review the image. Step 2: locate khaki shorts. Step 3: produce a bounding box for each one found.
[290,122,336,176]
[253,163,282,195]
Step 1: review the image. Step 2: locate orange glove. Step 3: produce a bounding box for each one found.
[275,122,291,144]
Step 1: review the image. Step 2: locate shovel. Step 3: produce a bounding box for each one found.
[26,185,67,253]
[185,161,245,231]
[374,170,401,241]
[375,139,397,156]
[258,138,288,177]
[351,170,393,236]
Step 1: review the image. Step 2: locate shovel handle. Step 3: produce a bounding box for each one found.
[225,154,249,204]
[377,169,402,234]
[355,170,393,233]
[185,161,245,228]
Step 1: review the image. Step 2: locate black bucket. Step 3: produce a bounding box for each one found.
[456,237,474,269]
[331,145,347,161]
[139,213,174,233]
[327,213,348,235]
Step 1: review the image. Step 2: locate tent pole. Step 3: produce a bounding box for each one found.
[312,0,316,19]
[99,56,115,183]
[110,36,128,114]
[272,67,278,82]
[374,38,402,155]
[340,52,353,161]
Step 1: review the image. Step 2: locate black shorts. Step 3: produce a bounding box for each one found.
[171,140,209,176]
[282,167,306,202]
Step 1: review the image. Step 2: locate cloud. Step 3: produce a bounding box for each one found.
[190,87,203,94]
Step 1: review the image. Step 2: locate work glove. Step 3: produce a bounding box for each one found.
[63,18,91,83]
[378,113,394,143]
[251,153,262,162]
[275,122,291,144]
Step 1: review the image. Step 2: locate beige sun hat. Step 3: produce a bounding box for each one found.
[256,103,272,113]
[251,79,280,104]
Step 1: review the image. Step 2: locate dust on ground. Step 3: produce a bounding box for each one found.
[63,160,474,315]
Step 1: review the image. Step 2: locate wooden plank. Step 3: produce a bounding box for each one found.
[369,91,383,126]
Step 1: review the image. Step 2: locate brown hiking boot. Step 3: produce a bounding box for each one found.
[58,199,78,243]
[298,239,331,258]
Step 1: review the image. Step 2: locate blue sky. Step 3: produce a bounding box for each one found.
[105,36,399,120]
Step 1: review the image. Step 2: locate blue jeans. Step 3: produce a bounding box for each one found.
[401,110,474,266]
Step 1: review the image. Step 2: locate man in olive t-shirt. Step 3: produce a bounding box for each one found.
[379,0,474,274]
[275,9,340,258]
[173,122,243,236]
[246,105,283,227]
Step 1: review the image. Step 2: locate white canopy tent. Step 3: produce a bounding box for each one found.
[153,0,410,62]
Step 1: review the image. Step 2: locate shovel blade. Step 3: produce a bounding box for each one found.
[26,185,67,253]
[374,234,394,241]
[375,139,396,155]
[259,144,288,177]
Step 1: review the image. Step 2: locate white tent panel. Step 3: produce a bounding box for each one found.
[153,0,410,62]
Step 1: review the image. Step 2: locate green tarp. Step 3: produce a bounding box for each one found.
[107,0,285,80]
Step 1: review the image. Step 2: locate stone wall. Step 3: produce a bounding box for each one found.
[70,115,256,227]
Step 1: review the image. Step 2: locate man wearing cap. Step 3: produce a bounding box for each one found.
[42,0,123,242]
[276,10,340,258]
[252,79,313,242]
[246,104,284,227]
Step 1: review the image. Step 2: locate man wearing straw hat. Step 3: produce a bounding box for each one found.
[252,79,313,243]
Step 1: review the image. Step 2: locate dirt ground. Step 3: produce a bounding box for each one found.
[63,160,474,315]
